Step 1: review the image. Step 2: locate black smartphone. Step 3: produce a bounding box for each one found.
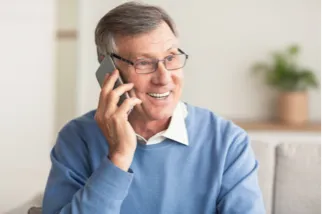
[95,56,130,106]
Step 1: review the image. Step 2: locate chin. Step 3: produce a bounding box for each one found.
[149,112,172,121]
[145,105,175,121]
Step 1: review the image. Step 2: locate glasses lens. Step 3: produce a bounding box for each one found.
[134,53,187,74]
[165,54,186,70]
[135,59,155,74]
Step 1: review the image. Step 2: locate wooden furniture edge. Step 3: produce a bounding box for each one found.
[56,30,77,39]
[233,120,321,132]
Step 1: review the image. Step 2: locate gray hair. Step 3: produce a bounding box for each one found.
[94,1,178,62]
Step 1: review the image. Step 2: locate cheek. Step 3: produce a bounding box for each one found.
[172,71,184,88]
[128,75,150,93]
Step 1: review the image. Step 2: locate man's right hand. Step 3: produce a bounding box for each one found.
[94,69,142,171]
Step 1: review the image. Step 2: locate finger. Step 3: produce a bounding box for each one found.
[103,69,119,93]
[97,73,111,107]
[102,73,111,87]
[103,82,134,114]
[99,69,119,102]
[113,83,134,97]
[97,70,118,111]
[116,97,142,116]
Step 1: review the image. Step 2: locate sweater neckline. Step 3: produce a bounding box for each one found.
[136,102,193,150]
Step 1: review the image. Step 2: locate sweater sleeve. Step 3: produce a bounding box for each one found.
[216,127,266,214]
[42,121,133,214]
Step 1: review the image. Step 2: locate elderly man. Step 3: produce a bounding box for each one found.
[43,2,265,214]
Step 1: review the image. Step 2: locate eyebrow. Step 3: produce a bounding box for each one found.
[131,45,179,59]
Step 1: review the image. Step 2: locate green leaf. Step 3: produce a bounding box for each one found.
[251,44,319,91]
[288,45,299,55]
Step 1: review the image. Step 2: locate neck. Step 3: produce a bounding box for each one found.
[128,110,171,140]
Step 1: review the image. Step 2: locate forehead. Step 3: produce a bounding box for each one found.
[114,22,178,57]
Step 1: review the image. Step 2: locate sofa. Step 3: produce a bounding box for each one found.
[28,141,321,214]
[252,141,321,214]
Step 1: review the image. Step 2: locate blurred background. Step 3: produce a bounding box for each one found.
[0,0,320,213]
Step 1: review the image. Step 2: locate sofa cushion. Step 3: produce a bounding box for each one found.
[251,140,276,214]
[28,207,42,214]
[274,143,321,214]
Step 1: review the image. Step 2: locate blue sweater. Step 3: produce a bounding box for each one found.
[43,103,265,214]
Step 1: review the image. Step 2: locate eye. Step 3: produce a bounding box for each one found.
[137,60,151,66]
[166,55,175,61]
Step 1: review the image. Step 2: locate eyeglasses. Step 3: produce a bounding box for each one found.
[110,48,189,74]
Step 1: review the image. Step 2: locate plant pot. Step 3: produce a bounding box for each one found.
[278,91,308,125]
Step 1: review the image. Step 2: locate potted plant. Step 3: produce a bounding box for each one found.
[252,44,319,125]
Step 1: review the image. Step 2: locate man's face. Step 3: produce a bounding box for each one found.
[114,22,184,121]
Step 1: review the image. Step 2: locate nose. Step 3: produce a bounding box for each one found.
[151,61,171,86]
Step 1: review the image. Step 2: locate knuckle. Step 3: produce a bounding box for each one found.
[95,114,103,125]
[100,88,109,97]
[124,98,132,106]
[109,112,116,120]
[110,115,120,124]
[104,113,111,121]
[109,90,118,99]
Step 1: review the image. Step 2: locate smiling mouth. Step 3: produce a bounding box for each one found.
[147,91,171,99]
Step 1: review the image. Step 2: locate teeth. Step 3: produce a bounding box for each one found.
[148,91,170,98]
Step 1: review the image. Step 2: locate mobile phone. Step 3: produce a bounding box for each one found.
[95,56,130,106]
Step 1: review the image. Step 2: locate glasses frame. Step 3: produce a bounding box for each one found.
[110,48,189,74]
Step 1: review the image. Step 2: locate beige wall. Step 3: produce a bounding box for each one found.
[0,1,55,213]
[0,0,78,213]
[55,0,78,133]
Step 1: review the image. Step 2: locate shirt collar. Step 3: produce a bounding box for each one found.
[136,101,189,146]
[162,101,189,145]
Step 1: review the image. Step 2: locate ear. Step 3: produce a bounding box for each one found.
[97,54,105,63]
[96,47,105,63]
[99,54,105,62]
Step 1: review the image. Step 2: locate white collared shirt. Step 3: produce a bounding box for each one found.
[136,101,189,146]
